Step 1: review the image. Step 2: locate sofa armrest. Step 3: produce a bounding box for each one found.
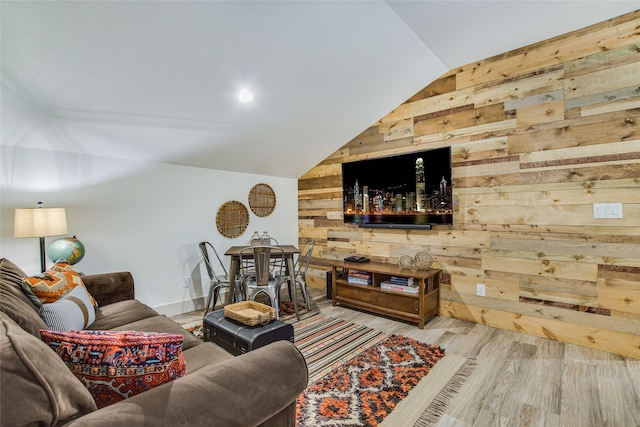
[81,272,135,306]
[62,340,308,427]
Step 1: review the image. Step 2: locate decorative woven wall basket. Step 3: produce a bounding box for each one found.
[248,183,276,217]
[216,200,249,238]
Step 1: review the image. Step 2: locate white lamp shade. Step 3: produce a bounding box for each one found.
[14,208,68,238]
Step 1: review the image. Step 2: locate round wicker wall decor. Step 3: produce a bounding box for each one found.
[248,183,276,217]
[216,200,249,238]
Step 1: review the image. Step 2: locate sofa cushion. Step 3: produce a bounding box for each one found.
[0,312,97,426]
[40,285,96,331]
[40,329,187,409]
[22,263,96,307]
[90,299,159,330]
[0,258,47,337]
[110,315,203,350]
[182,341,234,373]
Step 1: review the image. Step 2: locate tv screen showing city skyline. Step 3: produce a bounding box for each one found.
[342,146,452,226]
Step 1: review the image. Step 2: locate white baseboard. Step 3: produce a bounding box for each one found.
[154,289,230,317]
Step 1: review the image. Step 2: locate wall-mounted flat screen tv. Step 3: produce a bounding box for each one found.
[342,146,452,228]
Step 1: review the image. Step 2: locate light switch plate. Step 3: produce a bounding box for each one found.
[593,203,623,219]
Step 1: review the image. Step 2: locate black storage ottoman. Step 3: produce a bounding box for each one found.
[203,310,294,356]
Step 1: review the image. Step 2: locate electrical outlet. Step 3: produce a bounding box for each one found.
[476,283,486,297]
[182,276,191,288]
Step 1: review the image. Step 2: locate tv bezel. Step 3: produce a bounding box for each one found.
[341,146,452,229]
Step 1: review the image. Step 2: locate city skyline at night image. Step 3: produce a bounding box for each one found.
[342,147,452,226]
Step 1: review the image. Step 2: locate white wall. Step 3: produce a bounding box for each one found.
[0,146,299,315]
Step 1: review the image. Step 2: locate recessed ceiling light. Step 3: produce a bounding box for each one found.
[238,90,254,103]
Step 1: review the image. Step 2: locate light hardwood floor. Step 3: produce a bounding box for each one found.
[309,288,640,427]
[175,288,640,426]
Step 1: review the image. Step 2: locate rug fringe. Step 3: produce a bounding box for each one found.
[413,358,477,427]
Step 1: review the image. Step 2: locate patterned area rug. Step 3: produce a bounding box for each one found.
[178,311,475,426]
[297,335,445,427]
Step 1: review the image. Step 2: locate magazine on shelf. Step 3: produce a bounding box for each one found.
[348,270,372,285]
[389,276,415,286]
[380,281,419,294]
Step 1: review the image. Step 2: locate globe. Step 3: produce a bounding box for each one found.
[48,236,86,265]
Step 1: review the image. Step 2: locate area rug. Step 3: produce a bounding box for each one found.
[296,334,474,427]
[291,314,389,382]
[178,312,475,426]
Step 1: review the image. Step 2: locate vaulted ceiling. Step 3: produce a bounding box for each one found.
[2,1,637,178]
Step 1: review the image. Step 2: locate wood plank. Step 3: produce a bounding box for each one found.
[455,177,640,195]
[564,61,640,100]
[298,199,341,210]
[406,74,457,103]
[491,270,598,298]
[413,103,507,137]
[413,119,517,145]
[504,89,564,111]
[298,163,341,180]
[408,87,476,119]
[457,16,640,89]
[297,174,341,191]
[598,286,640,315]
[440,289,640,337]
[516,99,565,126]
[509,114,640,154]
[564,42,640,78]
[379,118,413,142]
[565,85,640,109]
[489,238,640,259]
[461,203,640,228]
[458,186,640,207]
[482,254,598,281]
[519,288,598,308]
[472,69,565,108]
[455,162,640,188]
[581,97,640,117]
[439,300,640,358]
[451,137,509,162]
[452,275,519,301]
[518,139,640,168]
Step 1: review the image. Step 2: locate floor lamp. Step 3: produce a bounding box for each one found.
[14,202,68,273]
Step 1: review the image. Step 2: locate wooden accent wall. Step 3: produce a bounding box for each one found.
[298,10,640,358]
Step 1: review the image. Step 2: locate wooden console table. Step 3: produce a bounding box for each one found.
[329,260,440,329]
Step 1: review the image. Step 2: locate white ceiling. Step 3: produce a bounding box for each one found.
[2,1,637,179]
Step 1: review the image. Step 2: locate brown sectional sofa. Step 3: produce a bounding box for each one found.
[0,258,308,426]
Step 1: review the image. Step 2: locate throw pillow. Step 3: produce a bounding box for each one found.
[21,263,96,307]
[50,261,77,272]
[39,285,96,331]
[40,330,187,409]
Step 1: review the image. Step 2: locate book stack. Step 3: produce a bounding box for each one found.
[348,270,372,285]
[389,276,415,286]
[380,276,418,294]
